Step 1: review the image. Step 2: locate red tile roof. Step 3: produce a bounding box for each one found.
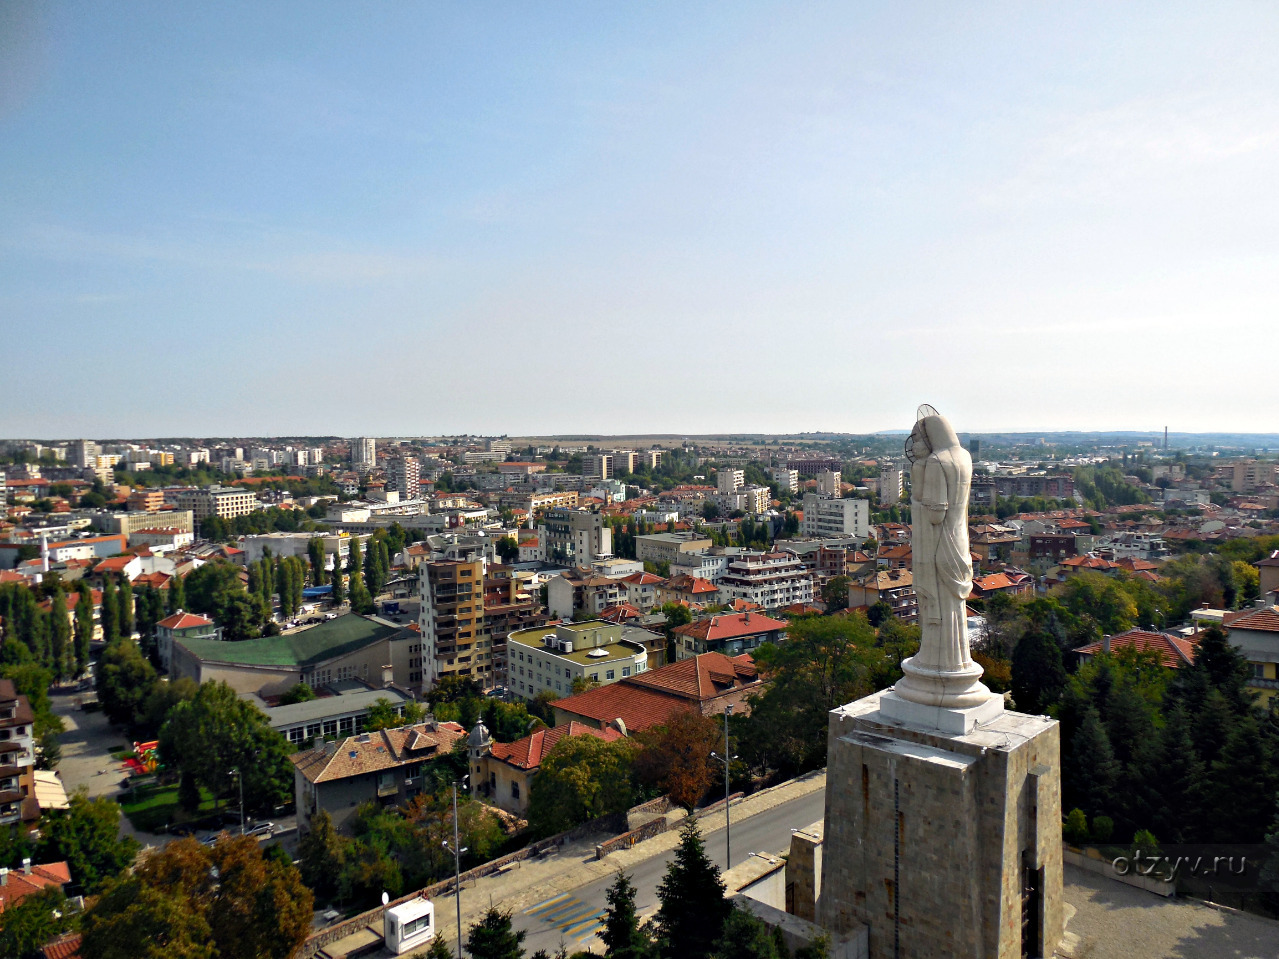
[489,722,623,771]
[0,861,72,912]
[623,572,664,585]
[671,612,787,643]
[664,574,717,594]
[292,721,466,784]
[553,653,760,731]
[1257,550,1279,568]
[42,933,82,959]
[156,612,215,630]
[1224,606,1279,633]
[1073,629,1198,668]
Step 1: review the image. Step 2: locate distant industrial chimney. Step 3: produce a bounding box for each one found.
[1164,426,1168,451]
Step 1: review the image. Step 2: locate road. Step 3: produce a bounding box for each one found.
[513,788,827,955]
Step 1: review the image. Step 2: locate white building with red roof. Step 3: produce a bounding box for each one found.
[156,610,220,670]
[670,610,787,660]
[472,721,625,816]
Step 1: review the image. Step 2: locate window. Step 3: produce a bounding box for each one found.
[1255,663,1266,679]
[511,781,520,799]
[589,672,598,681]
[555,682,562,691]
[606,669,615,680]
[622,667,630,677]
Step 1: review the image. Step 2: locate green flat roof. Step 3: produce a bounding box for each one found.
[177,615,402,668]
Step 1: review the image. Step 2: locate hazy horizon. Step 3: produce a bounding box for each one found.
[4,3,1279,436]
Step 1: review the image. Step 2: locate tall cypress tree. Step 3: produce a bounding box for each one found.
[74,587,95,675]
[167,571,185,613]
[330,560,346,605]
[1067,707,1120,820]
[1151,706,1206,844]
[348,536,362,574]
[49,587,72,681]
[1011,629,1066,715]
[307,538,326,587]
[118,577,134,638]
[653,819,730,959]
[100,576,120,645]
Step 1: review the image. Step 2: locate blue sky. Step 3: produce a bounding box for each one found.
[3,3,1278,438]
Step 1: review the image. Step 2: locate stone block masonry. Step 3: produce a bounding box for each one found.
[819,690,1063,959]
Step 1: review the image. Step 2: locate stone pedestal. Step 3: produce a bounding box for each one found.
[819,690,1063,959]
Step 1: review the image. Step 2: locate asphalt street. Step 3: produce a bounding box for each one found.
[513,788,827,955]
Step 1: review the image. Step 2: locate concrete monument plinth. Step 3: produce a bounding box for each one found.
[877,686,1005,736]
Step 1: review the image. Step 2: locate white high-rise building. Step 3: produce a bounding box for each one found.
[717,469,744,495]
[352,437,377,467]
[879,465,904,506]
[770,468,799,493]
[816,470,842,496]
[802,493,870,539]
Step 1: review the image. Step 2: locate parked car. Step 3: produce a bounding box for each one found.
[244,822,275,839]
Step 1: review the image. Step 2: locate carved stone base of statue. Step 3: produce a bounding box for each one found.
[819,690,1064,959]
[883,654,1004,734]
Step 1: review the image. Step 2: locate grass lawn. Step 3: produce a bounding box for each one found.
[118,783,218,833]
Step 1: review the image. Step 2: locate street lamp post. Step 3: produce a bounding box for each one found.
[229,767,244,835]
[709,703,737,870]
[440,781,468,959]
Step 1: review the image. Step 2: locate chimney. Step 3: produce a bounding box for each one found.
[22,857,31,875]
[381,665,394,688]
[0,867,7,886]
[312,736,325,753]
[1102,635,1111,654]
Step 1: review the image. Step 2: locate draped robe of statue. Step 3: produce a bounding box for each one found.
[892,413,993,710]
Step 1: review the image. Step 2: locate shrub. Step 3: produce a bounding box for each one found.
[1063,808,1090,845]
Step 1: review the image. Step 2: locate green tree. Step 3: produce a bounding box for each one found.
[528,734,638,836]
[348,535,363,574]
[74,586,95,675]
[0,886,76,959]
[1010,628,1066,715]
[95,638,158,728]
[298,811,345,901]
[348,568,374,615]
[331,560,346,605]
[167,571,186,614]
[634,711,718,811]
[38,792,140,894]
[308,537,327,587]
[653,819,730,959]
[100,575,120,645]
[601,870,653,959]
[466,907,526,959]
[48,586,72,681]
[80,876,214,959]
[709,906,786,959]
[278,682,316,705]
[159,681,294,815]
[118,575,135,638]
[1208,714,1278,843]
[1066,708,1120,820]
[819,575,850,612]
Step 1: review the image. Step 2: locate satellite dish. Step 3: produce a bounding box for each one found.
[382,892,390,906]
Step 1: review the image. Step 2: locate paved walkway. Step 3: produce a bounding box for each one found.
[427,770,828,951]
[50,691,129,799]
[1061,863,1279,958]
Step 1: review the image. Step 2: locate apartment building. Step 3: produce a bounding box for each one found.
[538,508,612,565]
[92,509,196,538]
[847,568,918,623]
[718,552,814,610]
[716,469,744,495]
[385,457,421,498]
[171,486,257,520]
[634,532,713,565]
[770,468,799,493]
[788,456,843,477]
[801,494,870,539]
[506,621,648,702]
[419,559,491,687]
[670,610,787,660]
[352,437,377,467]
[878,465,904,506]
[126,488,166,512]
[0,679,37,829]
[584,453,615,480]
[815,470,841,496]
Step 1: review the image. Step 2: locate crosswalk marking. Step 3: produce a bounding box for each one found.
[525,893,605,943]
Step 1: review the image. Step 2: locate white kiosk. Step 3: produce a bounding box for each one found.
[384,896,435,955]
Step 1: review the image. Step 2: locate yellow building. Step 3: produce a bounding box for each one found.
[1223,605,1279,706]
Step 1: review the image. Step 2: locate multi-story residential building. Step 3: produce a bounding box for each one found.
[770,468,799,493]
[482,565,547,689]
[657,573,720,607]
[351,437,377,467]
[292,721,466,833]
[878,465,904,506]
[788,456,843,477]
[538,508,612,566]
[171,486,257,520]
[969,477,998,510]
[1259,551,1279,600]
[737,485,771,514]
[386,457,421,498]
[622,571,664,612]
[90,508,196,539]
[1223,605,1279,706]
[991,474,1074,499]
[419,559,490,687]
[669,549,731,583]
[718,552,814,610]
[126,488,166,512]
[69,439,99,469]
[642,449,663,470]
[1230,460,1279,494]
[582,453,611,481]
[670,611,787,659]
[506,621,648,702]
[847,568,918,623]
[546,569,628,620]
[801,494,870,539]
[815,470,841,496]
[0,679,37,830]
[716,469,744,495]
[634,532,712,565]
[487,439,513,458]
[517,490,580,516]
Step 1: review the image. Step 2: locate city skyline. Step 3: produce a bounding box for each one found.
[4,4,1279,436]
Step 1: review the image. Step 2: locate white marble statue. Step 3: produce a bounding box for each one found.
[891,407,994,711]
